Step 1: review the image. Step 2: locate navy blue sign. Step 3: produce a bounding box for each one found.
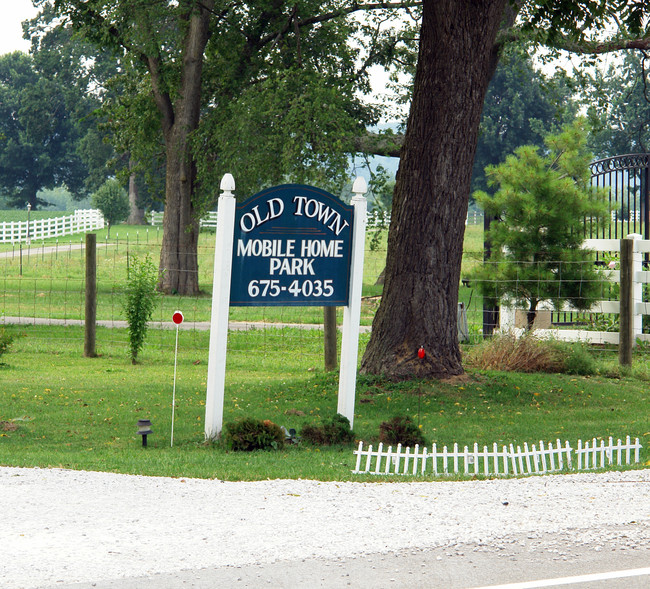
[230,185,354,306]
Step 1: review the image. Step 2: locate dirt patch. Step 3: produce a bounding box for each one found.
[438,373,471,385]
[0,421,19,432]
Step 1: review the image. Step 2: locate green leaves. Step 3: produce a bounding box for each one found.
[0,52,87,209]
[91,179,129,233]
[123,254,160,364]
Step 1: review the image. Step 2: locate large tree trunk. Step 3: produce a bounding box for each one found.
[156,1,213,295]
[360,0,508,380]
[158,133,201,295]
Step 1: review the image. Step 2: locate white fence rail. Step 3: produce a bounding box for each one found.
[353,436,642,477]
[500,235,650,345]
[0,210,105,244]
[366,210,483,228]
[147,211,218,229]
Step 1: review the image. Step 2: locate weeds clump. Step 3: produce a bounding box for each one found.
[123,255,159,364]
[379,416,427,447]
[466,333,596,375]
[0,328,14,360]
[301,414,355,446]
[222,418,285,451]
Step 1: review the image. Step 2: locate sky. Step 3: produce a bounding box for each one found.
[0,0,39,56]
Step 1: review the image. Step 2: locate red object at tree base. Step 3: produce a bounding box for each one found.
[418,347,425,359]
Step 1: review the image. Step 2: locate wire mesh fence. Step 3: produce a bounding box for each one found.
[0,226,386,365]
[2,222,646,364]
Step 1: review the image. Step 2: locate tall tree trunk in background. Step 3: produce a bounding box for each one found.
[360,0,508,380]
[159,131,201,294]
[157,2,212,295]
[127,163,144,225]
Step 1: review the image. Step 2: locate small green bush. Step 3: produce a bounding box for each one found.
[123,255,159,364]
[91,179,129,237]
[222,418,285,451]
[551,341,597,375]
[379,415,427,447]
[301,413,355,446]
[0,328,15,360]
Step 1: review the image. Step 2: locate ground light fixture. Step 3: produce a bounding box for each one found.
[137,419,152,447]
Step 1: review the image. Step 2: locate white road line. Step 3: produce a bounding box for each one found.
[471,567,650,589]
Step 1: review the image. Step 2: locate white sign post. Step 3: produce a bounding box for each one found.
[204,174,236,440]
[204,175,367,440]
[337,177,367,428]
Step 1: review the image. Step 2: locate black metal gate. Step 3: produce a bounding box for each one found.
[589,153,650,240]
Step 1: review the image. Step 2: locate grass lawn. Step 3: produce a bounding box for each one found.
[0,323,647,481]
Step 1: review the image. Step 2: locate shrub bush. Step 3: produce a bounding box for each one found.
[123,255,159,364]
[379,415,427,447]
[301,413,355,446]
[555,341,597,375]
[222,417,285,451]
[0,328,15,360]
[91,179,129,237]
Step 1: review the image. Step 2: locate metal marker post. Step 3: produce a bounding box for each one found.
[171,310,184,447]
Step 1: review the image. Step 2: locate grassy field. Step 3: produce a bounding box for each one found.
[0,323,647,481]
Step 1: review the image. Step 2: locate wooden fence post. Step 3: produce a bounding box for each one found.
[323,306,338,371]
[619,237,634,366]
[84,233,97,358]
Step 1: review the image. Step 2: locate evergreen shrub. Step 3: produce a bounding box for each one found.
[301,413,355,446]
[379,415,427,447]
[222,418,285,451]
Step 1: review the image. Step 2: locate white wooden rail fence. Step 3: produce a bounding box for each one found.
[353,436,642,477]
[0,210,105,244]
[147,210,218,229]
[500,235,650,345]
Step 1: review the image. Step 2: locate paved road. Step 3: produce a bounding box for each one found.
[49,531,650,589]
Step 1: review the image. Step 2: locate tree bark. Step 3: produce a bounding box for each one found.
[127,164,144,225]
[360,0,508,380]
[159,135,201,294]
[156,1,213,295]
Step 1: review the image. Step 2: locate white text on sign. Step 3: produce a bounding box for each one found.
[239,196,350,236]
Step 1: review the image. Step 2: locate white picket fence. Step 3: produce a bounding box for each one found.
[0,210,105,244]
[353,436,642,477]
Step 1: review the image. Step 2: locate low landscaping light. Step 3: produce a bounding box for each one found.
[137,419,152,447]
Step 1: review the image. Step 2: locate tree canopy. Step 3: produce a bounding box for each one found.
[0,52,87,209]
[587,51,650,156]
[34,0,414,294]
[472,47,578,196]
